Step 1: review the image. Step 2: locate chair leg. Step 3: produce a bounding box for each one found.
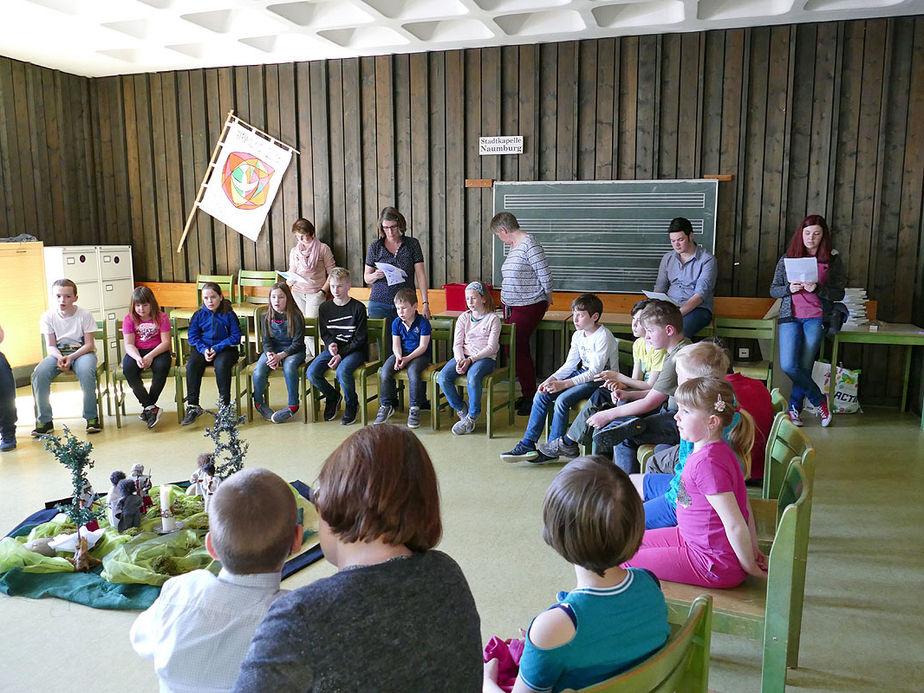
[486,381,494,439]
[175,373,185,424]
[113,381,122,429]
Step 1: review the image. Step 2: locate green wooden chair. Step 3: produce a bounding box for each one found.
[172,314,251,420]
[34,319,110,428]
[233,270,278,357]
[762,412,814,500]
[430,322,516,437]
[564,595,713,693]
[659,459,812,693]
[713,317,777,386]
[197,273,234,298]
[109,328,180,427]
[752,447,815,552]
[307,318,387,426]
[770,387,787,416]
[246,305,310,423]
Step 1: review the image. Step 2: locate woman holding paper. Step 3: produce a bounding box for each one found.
[363,207,431,324]
[286,218,336,320]
[769,214,846,427]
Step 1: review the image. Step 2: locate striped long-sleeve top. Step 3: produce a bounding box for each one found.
[499,234,552,306]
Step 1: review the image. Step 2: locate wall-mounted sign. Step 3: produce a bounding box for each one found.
[479,136,523,156]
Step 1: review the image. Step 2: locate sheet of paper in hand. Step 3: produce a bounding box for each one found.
[784,257,818,283]
[375,262,407,286]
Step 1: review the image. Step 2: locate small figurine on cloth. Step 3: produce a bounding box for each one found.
[201,461,222,512]
[106,470,127,527]
[130,463,153,513]
[186,453,213,496]
[67,534,103,572]
[115,478,143,532]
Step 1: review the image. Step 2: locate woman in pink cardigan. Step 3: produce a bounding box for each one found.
[437,282,501,436]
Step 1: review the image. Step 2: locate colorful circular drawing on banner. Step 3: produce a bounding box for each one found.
[222,152,276,210]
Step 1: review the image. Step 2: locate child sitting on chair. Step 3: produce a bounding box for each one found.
[437,282,502,436]
[501,294,617,464]
[375,288,432,429]
[594,298,666,395]
[130,468,302,693]
[305,267,368,426]
[484,456,669,693]
[623,377,767,588]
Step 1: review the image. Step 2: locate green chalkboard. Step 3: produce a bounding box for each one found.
[492,180,717,293]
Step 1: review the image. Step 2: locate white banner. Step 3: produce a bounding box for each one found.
[198,121,294,242]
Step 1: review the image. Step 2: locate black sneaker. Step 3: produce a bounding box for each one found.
[341,403,358,425]
[500,441,539,463]
[323,393,342,421]
[181,404,204,426]
[31,421,54,438]
[146,406,163,430]
[86,418,102,434]
[140,408,152,423]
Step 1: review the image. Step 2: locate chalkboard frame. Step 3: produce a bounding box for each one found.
[492,179,718,294]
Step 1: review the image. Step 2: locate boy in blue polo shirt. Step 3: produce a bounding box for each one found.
[374,288,432,429]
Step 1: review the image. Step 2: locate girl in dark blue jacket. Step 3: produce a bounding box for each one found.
[182,282,241,425]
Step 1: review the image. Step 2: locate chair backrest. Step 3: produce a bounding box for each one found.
[303,316,320,356]
[566,595,713,693]
[766,459,812,606]
[427,317,456,362]
[497,321,516,379]
[770,388,787,415]
[40,319,108,368]
[172,314,247,367]
[762,413,814,500]
[196,274,234,301]
[236,270,277,304]
[366,318,387,362]
[617,336,634,373]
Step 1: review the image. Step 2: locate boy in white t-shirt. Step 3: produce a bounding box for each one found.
[31,278,101,436]
[501,293,618,464]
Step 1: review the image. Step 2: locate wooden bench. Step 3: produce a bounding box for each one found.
[659,459,812,693]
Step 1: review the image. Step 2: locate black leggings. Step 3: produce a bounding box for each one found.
[185,348,238,406]
[122,349,172,408]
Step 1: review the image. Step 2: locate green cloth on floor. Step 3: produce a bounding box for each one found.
[0,566,162,610]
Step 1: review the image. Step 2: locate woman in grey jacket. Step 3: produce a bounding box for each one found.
[769,215,846,427]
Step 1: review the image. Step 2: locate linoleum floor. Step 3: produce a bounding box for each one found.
[0,380,922,692]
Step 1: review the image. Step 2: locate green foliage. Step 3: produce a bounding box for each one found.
[42,426,103,530]
[203,402,248,479]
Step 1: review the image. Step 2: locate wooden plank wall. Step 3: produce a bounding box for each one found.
[1,16,922,406]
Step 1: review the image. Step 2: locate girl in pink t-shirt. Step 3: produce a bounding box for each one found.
[121,286,172,429]
[624,377,767,588]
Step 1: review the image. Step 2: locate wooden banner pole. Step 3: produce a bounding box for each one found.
[176,109,236,254]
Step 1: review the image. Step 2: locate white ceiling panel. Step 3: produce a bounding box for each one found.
[0,0,921,77]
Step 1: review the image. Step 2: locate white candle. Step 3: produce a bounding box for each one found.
[160,486,176,531]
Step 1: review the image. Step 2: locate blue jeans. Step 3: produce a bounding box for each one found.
[438,357,496,419]
[380,354,430,408]
[594,408,680,474]
[306,350,365,407]
[32,352,99,422]
[643,473,677,529]
[253,351,306,407]
[779,318,826,409]
[368,301,398,327]
[0,351,18,438]
[682,307,713,340]
[522,371,599,445]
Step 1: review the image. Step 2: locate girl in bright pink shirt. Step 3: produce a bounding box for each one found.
[624,377,767,588]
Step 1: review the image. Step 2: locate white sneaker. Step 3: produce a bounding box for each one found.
[452,416,476,435]
[374,405,395,424]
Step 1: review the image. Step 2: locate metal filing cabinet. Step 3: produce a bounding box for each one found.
[44,245,134,366]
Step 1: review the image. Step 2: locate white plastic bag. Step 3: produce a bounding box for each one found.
[811,361,861,413]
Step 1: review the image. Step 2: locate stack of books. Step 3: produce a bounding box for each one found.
[841,288,869,329]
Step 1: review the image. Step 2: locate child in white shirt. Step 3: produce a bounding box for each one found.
[31,278,100,436]
[501,294,617,464]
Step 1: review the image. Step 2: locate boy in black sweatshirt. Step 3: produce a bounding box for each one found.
[306,267,368,424]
